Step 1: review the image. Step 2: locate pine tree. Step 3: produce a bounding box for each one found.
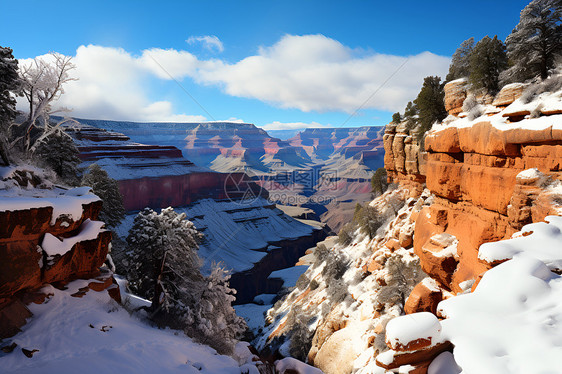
[34,129,81,185]
[125,207,246,354]
[0,46,20,166]
[391,112,401,124]
[413,76,447,140]
[469,36,508,93]
[403,101,419,131]
[81,164,126,228]
[446,37,475,82]
[371,167,388,196]
[502,0,562,83]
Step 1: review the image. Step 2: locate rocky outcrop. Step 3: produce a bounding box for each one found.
[420,118,562,292]
[444,79,468,116]
[0,170,118,339]
[383,123,426,197]
[375,80,562,372]
[492,83,528,107]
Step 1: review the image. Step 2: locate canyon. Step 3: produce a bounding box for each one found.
[70,118,386,232]
[66,123,327,304]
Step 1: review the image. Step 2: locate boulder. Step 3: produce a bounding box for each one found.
[375,342,453,370]
[417,233,459,288]
[425,127,461,153]
[444,79,468,116]
[405,279,444,314]
[492,83,527,107]
[314,325,364,374]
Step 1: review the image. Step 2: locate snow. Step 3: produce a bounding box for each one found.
[430,85,562,134]
[0,280,253,374]
[385,312,442,350]
[437,255,562,373]
[375,349,396,366]
[275,357,324,374]
[116,197,316,274]
[114,276,151,310]
[268,265,309,288]
[41,219,105,257]
[0,186,101,225]
[430,216,562,373]
[421,277,442,293]
[516,167,546,182]
[478,215,562,269]
[427,352,461,374]
[80,157,209,181]
[253,294,277,305]
[234,303,272,335]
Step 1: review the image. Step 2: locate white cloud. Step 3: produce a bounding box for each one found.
[19,34,451,122]
[261,121,327,131]
[142,34,450,113]
[192,34,450,113]
[24,45,207,122]
[186,35,224,53]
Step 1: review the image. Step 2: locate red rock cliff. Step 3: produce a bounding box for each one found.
[0,170,117,338]
[384,82,562,295]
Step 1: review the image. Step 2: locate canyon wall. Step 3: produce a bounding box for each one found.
[384,82,562,296]
[68,124,267,212]
[375,79,562,373]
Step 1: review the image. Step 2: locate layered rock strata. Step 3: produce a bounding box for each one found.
[67,123,267,211]
[376,80,562,372]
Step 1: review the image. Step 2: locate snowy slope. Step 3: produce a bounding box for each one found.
[115,197,317,274]
[434,216,562,374]
[0,280,253,374]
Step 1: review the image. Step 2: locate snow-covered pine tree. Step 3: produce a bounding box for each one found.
[81,163,125,228]
[0,46,20,166]
[34,129,81,185]
[125,207,246,354]
[502,0,562,84]
[191,264,247,354]
[413,76,447,140]
[403,101,418,131]
[469,36,508,94]
[446,37,475,82]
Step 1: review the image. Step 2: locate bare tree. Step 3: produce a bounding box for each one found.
[15,53,76,154]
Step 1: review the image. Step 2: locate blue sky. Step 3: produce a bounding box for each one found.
[2,0,530,130]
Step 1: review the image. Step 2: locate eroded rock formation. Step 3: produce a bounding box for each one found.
[0,169,118,339]
[376,79,562,373]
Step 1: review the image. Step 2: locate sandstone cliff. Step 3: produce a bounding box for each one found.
[373,77,562,372]
[252,77,562,374]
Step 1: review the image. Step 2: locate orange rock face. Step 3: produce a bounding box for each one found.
[385,109,562,294]
[404,280,444,315]
[384,123,426,198]
[380,88,562,372]
[444,79,468,116]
